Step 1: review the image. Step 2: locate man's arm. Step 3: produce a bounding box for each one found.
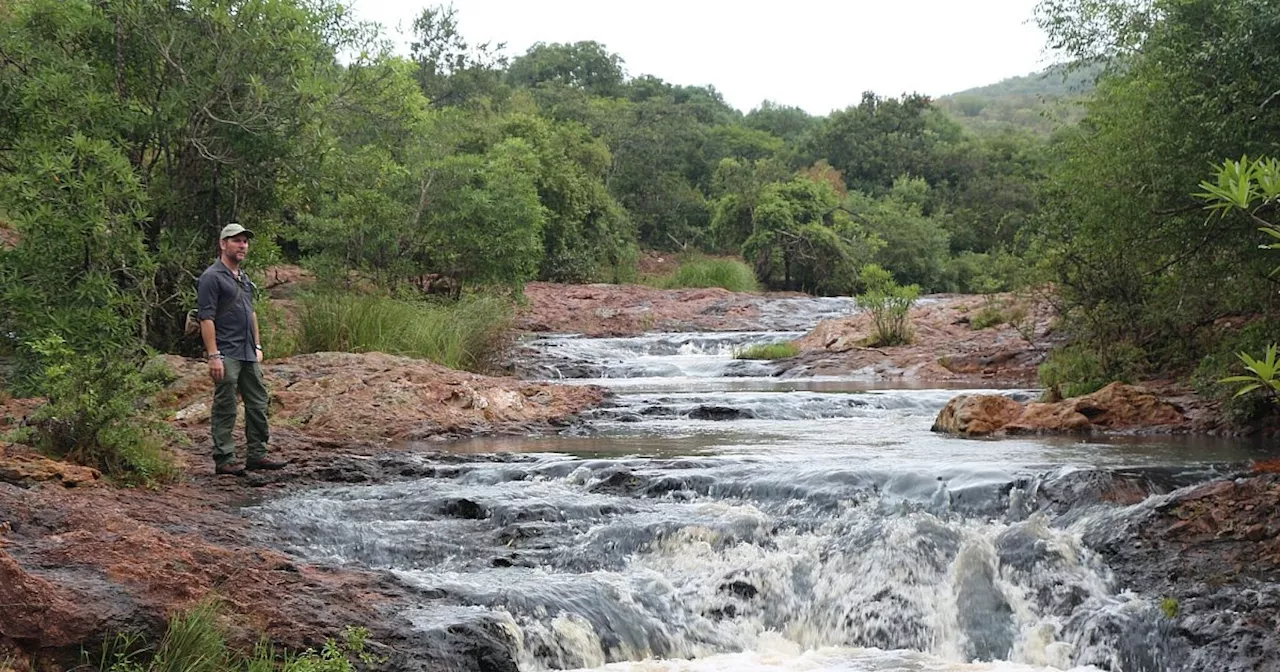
[196,272,224,381]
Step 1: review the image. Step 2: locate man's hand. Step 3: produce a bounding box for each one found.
[209,358,225,382]
[256,348,264,363]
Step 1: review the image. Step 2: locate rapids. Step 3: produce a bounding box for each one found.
[251,296,1272,672]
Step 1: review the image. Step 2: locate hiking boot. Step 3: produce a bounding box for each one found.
[215,461,247,476]
[246,456,289,471]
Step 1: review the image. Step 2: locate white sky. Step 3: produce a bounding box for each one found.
[349,0,1053,115]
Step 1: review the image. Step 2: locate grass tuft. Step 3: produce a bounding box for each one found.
[293,293,514,372]
[734,342,800,360]
[646,258,759,292]
[97,599,377,672]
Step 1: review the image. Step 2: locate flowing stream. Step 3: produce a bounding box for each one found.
[253,297,1272,672]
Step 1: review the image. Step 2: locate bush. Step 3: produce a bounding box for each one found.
[1192,321,1280,426]
[734,342,799,360]
[294,293,514,372]
[857,264,919,347]
[654,258,759,292]
[98,599,377,672]
[16,335,177,487]
[970,305,1007,330]
[1038,342,1147,400]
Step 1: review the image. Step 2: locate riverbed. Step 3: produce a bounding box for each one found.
[251,297,1275,672]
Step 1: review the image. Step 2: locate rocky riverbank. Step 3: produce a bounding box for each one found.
[0,351,603,670]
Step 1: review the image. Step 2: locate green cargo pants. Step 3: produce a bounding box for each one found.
[211,358,270,466]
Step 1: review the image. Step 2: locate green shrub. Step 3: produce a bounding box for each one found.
[654,258,759,292]
[1038,342,1147,400]
[1192,321,1280,425]
[734,342,800,360]
[970,305,1007,330]
[294,293,514,372]
[98,599,377,672]
[18,335,177,487]
[857,265,919,347]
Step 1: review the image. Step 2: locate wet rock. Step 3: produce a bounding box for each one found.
[930,394,1024,437]
[1081,474,1280,672]
[688,405,752,421]
[719,580,758,600]
[440,498,487,520]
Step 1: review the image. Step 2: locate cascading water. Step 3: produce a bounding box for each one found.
[251,296,1270,672]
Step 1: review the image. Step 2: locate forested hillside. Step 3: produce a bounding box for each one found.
[936,64,1097,135]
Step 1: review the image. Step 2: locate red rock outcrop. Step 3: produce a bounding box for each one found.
[0,448,100,488]
[520,282,764,336]
[785,293,1057,385]
[160,352,605,444]
[933,382,1190,436]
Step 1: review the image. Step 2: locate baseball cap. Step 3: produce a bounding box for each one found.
[219,223,255,240]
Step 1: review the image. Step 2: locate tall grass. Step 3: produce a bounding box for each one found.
[97,599,373,672]
[294,293,513,372]
[649,258,759,292]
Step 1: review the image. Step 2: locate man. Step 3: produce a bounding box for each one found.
[196,223,287,476]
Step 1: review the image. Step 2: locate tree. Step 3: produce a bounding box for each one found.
[409,5,509,108]
[1033,0,1280,371]
[507,41,626,97]
[738,177,879,294]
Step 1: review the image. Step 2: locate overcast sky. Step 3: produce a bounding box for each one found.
[349,0,1054,115]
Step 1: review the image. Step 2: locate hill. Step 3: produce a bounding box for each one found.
[936,64,1099,136]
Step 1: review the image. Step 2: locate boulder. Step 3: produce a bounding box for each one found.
[931,394,1024,436]
[932,382,1189,437]
[1004,382,1184,434]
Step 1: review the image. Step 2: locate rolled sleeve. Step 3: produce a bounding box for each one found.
[196,272,220,321]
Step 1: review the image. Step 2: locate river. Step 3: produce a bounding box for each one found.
[251,297,1272,672]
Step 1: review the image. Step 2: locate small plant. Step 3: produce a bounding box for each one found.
[1218,344,1280,406]
[857,264,919,347]
[734,342,800,360]
[970,304,1006,330]
[1160,597,1180,619]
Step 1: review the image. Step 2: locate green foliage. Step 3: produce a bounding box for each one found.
[1160,597,1180,620]
[1218,345,1280,406]
[844,179,950,291]
[733,342,800,360]
[19,335,177,487]
[98,599,377,672]
[970,305,1008,330]
[1033,0,1280,379]
[857,265,920,347]
[652,258,759,292]
[936,64,1096,136]
[293,293,514,372]
[1038,342,1146,400]
[730,176,880,295]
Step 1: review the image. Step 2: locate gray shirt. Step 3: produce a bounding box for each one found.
[196,259,257,362]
